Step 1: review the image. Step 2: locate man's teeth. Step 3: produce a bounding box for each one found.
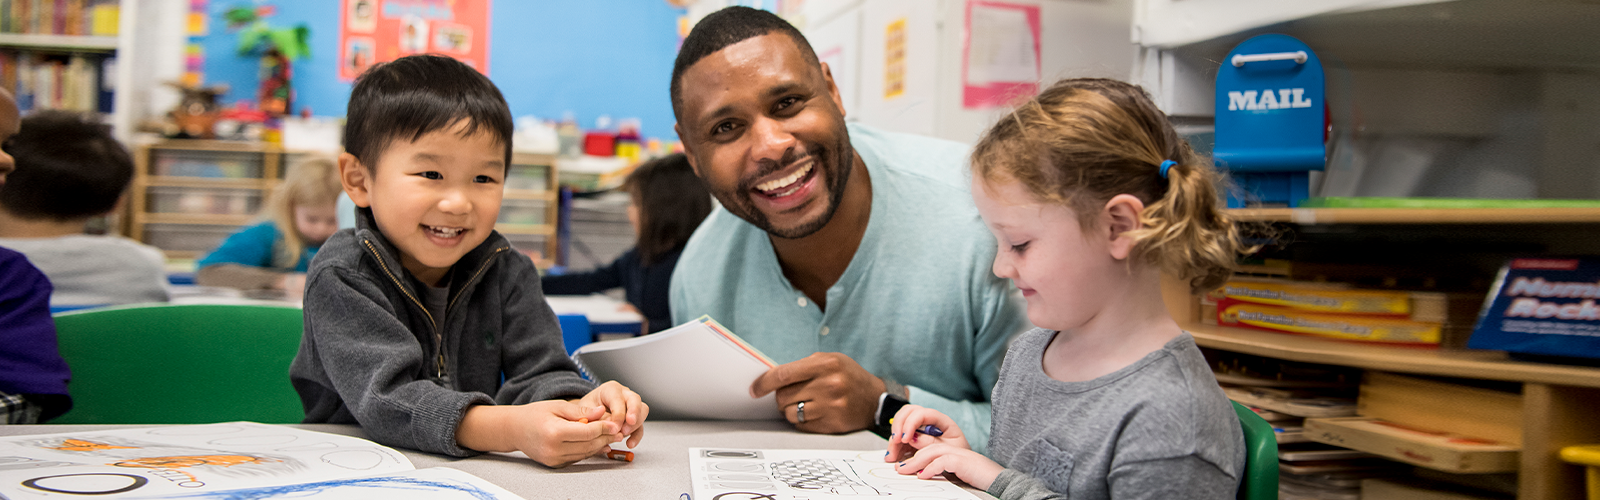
[756,163,812,193]
[426,226,464,238]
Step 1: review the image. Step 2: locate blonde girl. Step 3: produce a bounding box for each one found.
[885,78,1248,500]
[197,155,343,294]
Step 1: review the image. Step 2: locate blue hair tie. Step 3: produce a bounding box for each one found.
[1159,160,1176,179]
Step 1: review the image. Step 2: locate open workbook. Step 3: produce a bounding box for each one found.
[572,316,784,420]
[0,422,523,499]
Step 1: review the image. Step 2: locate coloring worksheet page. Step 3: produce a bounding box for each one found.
[0,422,413,498]
[124,467,524,500]
[688,448,983,500]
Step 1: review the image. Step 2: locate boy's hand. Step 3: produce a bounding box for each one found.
[893,444,1004,491]
[456,401,621,468]
[578,381,649,448]
[885,404,967,462]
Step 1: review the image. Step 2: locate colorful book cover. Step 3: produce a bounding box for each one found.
[1468,257,1600,359]
[1216,279,1412,315]
[1217,298,1442,346]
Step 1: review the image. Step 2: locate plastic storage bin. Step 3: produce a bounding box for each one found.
[498,199,548,225]
[147,186,263,215]
[506,165,550,191]
[152,150,264,178]
[143,224,243,254]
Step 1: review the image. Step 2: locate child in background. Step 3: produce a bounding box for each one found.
[0,90,72,423]
[885,78,1247,499]
[0,111,169,308]
[290,55,647,467]
[196,155,342,297]
[542,153,712,333]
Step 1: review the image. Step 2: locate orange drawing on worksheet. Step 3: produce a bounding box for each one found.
[112,455,279,470]
[47,439,139,452]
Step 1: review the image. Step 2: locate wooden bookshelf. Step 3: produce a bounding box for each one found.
[0,33,117,51]
[1174,209,1600,499]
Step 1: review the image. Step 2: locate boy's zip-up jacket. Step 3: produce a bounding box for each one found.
[290,208,595,457]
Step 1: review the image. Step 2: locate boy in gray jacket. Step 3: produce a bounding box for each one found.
[290,55,647,467]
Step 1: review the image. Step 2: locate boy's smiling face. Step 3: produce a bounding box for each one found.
[341,120,505,286]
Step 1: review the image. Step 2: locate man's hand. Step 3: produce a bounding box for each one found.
[893,443,1004,491]
[750,352,885,434]
[456,401,621,468]
[577,380,649,448]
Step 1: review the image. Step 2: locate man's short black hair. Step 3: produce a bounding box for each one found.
[344,54,513,169]
[0,111,133,221]
[670,6,819,120]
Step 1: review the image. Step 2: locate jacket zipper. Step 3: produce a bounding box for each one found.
[361,239,446,379]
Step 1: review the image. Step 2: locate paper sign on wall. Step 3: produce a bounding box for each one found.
[961,0,1040,109]
[883,18,906,99]
[338,0,492,81]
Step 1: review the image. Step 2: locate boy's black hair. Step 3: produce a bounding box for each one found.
[625,153,712,266]
[0,111,133,221]
[344,54,513,169]
[670,6,818,120]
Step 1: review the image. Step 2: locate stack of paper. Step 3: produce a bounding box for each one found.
[573,316,782,420]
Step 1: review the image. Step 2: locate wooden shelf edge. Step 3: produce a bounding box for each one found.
[496,224,554,236]
[1230,207,1600,225]
[148,140,283,153]
[503,189,555,201]
[0,33,118,51]
[1185,322,1600,388]
[145,176,270,189]
[143,213,257,226]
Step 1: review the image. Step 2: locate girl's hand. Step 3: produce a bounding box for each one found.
[884,404,967,462]
[578,381,649,448]
[893,443,1004,491]
[457,401,618,468]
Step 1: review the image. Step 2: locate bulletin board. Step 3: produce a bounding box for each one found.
[961,0,1040,109]
[338,0,492,81]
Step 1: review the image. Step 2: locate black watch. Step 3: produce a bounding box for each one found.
[877,392,910,429]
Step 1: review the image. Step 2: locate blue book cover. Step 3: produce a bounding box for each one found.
[1468,257,1600,359]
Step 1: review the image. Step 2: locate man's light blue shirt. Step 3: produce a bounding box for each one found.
[670,123,1030,453]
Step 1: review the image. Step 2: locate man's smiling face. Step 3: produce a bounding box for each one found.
[674,33,854,239]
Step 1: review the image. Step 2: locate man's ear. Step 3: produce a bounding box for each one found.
[1103,194,1146,261]
[674,123,703,177]
[820,61,846,117]
[338,152,373,208]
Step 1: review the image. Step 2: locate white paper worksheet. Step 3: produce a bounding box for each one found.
[0,422,414,498]
[688,448,983,500]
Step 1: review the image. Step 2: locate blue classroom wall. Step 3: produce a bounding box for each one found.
[198,0,684,140]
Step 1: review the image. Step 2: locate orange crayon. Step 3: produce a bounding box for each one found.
[606,450,634,462]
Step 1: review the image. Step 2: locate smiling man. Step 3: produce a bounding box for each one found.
[668,7,1028,452]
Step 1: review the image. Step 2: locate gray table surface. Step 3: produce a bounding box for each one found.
[1,421,996,500]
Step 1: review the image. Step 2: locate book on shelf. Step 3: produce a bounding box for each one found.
[0,0,110,36]
[1222,385,1357,418]
[1303,416,1519,474]
[1468,257,1600,360]
[1213,297,1461,346]
[0,50,108,113]
[1357,372,1522,447]
[1211,278,1480,323]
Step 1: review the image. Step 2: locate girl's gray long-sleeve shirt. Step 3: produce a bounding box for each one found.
[985,329,1244,500]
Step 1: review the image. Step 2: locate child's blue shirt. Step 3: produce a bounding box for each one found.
[198,221,317,272]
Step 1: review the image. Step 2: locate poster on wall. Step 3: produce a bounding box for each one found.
[339,0,491,81]
[883,18,905,100]
[961,0,1040,109]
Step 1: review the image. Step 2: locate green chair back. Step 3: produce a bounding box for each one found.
[51,304,306,424]
[1232,400,1280,500]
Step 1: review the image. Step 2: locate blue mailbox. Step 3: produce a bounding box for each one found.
[1214,34,1326,208]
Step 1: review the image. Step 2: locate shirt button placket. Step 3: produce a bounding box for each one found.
[820,326,830,336]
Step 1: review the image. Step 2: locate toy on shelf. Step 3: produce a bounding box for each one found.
[1213,34,1327,208]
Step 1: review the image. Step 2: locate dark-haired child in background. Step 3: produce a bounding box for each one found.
[542,153,712,333]
[0,110,169,308]
[0,90,72,423]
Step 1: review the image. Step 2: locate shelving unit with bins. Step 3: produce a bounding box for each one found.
[1166,207,1600,499]
[500,153,561,262]
[126,140,285,260]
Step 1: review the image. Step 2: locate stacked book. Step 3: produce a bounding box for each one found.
[0,0,119,36]
[1202,277,1482,347]
[0,50,111,113]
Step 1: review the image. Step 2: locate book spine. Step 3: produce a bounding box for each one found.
[1218,280,1413,315]
[1216,298,1443,345]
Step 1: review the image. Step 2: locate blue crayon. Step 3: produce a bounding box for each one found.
[918,425,944,437]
